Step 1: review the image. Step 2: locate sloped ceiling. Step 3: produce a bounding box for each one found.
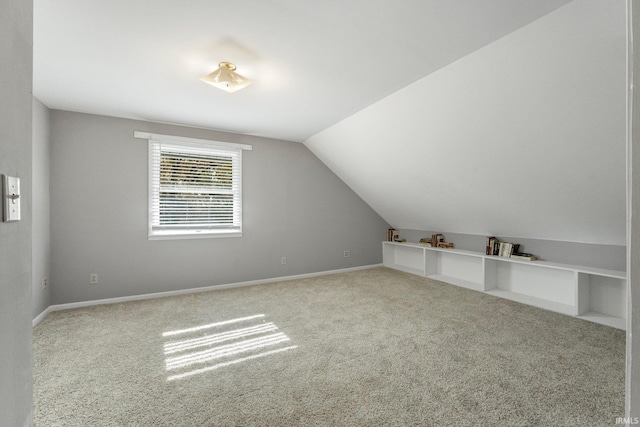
[305,0,627,245]
[34,0,571,142]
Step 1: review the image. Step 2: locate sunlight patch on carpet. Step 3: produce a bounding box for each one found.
[163,314,297,380]
[164,323,279,354]
[162,314,267,337]
[166,346,298,381]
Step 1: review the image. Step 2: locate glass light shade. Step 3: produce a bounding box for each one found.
[200,62,252,93]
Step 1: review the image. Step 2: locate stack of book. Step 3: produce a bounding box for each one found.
[498,242,519,257]
[419,237,433,247]
[485,237,500,255]
[420,234,454,248]
[387,228,404,242]
[511,252,537,261]
[485,236,535,260]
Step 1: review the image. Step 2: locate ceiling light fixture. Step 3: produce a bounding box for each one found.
[200,62,252,93]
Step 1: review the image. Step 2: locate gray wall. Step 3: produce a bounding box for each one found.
[32,97,50,318]
[0,0,33,425]
[50,111,389,304]
[399,229,626,272]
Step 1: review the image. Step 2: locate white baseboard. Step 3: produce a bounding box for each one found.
[32,306,53,327]
[32,264,382,325]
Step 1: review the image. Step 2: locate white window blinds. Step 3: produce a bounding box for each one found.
[137,132,251,239]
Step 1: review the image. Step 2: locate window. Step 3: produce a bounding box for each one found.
[135,132,251,239]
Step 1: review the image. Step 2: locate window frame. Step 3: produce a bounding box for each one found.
[135,131,252,240]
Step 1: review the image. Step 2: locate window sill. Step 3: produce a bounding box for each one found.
[149,230,242,240]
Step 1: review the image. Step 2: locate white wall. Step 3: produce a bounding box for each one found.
[0,0,33,424]
[305,0,626,247]
[32,97,50,318]
[49,111,389,305]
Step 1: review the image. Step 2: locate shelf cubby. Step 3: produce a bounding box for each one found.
[382,242,425,276]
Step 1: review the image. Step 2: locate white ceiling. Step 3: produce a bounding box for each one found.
[33,0,572,142]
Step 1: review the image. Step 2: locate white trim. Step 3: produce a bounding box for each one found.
[148,231,243,240]
[146,134,245,239]
[134,131,252,151]
[627,0,636,418]
[32,305,53,327]
[32,264,383,324]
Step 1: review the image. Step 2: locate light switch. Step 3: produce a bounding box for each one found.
[2,175,21,222]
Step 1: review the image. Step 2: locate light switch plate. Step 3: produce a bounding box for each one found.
[2,175,21,222]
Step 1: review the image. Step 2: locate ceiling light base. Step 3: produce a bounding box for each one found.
[200,62,252,93]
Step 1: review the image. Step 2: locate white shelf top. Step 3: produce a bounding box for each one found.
[383,241,485,258]
[382,241,626,279]
[383,241,425,249]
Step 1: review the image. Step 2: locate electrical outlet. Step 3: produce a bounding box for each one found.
[90,273,98,284]
[42,277,48,289]
[281,257,287,265]
[344,250,351,258]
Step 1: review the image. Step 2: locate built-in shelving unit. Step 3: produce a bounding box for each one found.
[382,241,627,330]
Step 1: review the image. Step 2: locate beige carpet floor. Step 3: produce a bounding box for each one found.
[33,267,625,426]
